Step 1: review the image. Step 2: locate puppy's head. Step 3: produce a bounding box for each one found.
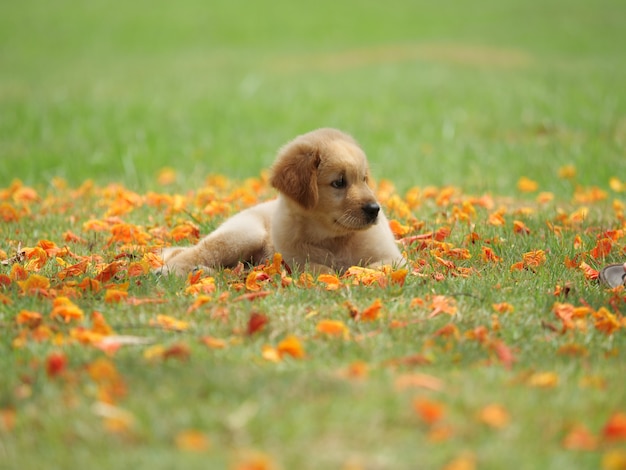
[270,128,381,234]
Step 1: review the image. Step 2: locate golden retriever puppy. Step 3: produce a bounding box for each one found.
[159,128,405,275]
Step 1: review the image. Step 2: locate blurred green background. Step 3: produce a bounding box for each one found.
[1,0,624,194]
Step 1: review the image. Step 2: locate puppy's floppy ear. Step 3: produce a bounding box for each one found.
[270,141,321,209]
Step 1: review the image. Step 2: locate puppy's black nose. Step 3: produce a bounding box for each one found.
[362,202,380,222]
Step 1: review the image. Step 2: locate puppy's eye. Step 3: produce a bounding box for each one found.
[331,177,346,189]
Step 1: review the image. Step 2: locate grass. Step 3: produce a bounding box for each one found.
[1,0,625,469]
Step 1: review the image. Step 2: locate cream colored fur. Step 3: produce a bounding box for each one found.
[159,128,405,276]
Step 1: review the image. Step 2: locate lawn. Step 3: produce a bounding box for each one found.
[1,0,625,469]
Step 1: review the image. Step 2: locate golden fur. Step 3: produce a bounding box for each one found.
[159,128,405,275]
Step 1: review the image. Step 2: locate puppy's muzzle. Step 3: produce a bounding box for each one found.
[362,202,380,223]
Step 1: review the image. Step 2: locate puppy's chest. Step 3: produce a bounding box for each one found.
[318,235,351,251]
[317,235,359,265]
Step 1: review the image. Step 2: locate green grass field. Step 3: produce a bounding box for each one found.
[1,1,625,469]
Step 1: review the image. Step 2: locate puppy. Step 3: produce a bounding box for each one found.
[159,128,405,275]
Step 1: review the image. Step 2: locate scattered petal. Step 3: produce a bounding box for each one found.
[562,424,598,450]
[200,336,228,349]
[175,429,210,452]
[428,295,457,318]
[602,450,626,470]
[261,345,281,363]
[50,296,84,323]
[186,295,212,313]
[317,273,342,290]
[603,412,626,441]
[492,302,514,314]
[359,298,383,322]
[316,319,350,339]
[247,312,269,335]
[528,371,559,388]
[477,403,510,429]
[233,291,272,302]
[442,452,476,470]
[104,288,129,303]
[558,165,577,180]
[16,310,43,328]
[394,373,444,392]
[45,352,67,378]
[151,315,189,332]
[92,402,135,434]
[17,273,50,295]
[277,335,305,359]
[413,397,445,425]
[232,451,276,470]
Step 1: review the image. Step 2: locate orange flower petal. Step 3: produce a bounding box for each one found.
[317,273,342,290]
[528,371,559,388]
[175,429,210,452]
[590,238,613,259]
[359,298,383,322]
[151,314,189,332]
[562,424,598,450]
[492,302,515,314]
[413,397,445,425]
[603,412,626,441]
[157,167,177,186]
[104,288,129,304]
[522,249,546,268]
[394,373,444,392]
[46,352,67,378]
[50,296,84,323]
[57,259,89,280]
[261,345,281,363]
[477,404,510,429]
[277,335,305,359]
[481,246,502,263]
[186,295,212,313]
[17,273,50,295]
[16,310,43,328]
[316,319,350,339]
[247,312,269,335]
[200,336,228,349]
[517,176,539,192]
[428,295,457,318]
[389,219,411,237]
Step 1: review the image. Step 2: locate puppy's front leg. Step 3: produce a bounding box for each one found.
[160,231,265,276]
[156,246,203,276]
[159,203,274,277]
[158,245,215,276]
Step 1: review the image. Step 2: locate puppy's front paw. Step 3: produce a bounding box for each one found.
[159,247,186,263]
[152,247,189,277]
[154,262,194,277]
